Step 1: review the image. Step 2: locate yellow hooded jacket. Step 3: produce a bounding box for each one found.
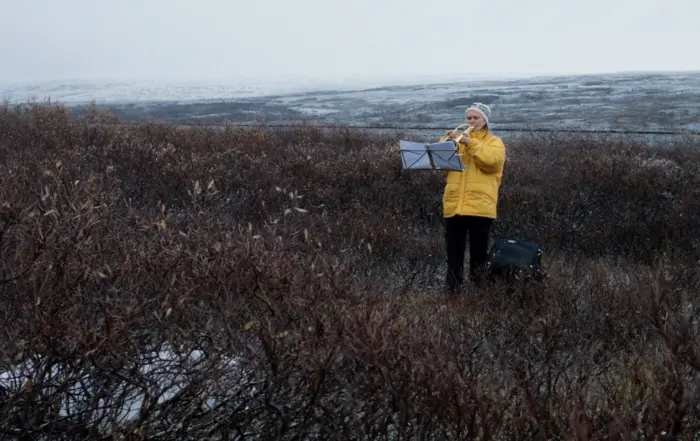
[439,128,506,219]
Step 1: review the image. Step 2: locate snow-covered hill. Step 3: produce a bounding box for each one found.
[3,72,700,132]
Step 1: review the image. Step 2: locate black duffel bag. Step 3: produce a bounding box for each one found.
[486,238,544,282]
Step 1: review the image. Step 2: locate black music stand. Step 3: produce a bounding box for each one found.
[399,140,465,171]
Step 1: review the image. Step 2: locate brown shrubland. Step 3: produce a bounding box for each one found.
[0,101,699,440]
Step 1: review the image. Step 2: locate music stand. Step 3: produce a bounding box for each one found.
[399,140,465,171]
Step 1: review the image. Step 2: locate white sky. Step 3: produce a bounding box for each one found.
[1,0,699,84]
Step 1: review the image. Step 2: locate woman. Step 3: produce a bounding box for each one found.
[439,103,506,292]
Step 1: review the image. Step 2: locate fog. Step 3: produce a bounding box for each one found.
[1,0,699,85]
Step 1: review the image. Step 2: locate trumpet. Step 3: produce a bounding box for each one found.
[445,123,474,143]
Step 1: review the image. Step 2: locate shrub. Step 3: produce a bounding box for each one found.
[1,103,699,440]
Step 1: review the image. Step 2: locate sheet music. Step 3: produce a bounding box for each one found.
[427,141,465,171]
[399,140,433,169]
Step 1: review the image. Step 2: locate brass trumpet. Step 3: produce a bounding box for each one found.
[445,123,474,143]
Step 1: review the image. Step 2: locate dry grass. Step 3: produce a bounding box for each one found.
[1,101,699,440]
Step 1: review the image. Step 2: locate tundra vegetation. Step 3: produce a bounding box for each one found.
[1,102,699,440]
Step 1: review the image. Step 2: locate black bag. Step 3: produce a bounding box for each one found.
[486,239,544,282]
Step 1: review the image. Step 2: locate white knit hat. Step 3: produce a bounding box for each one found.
[465,102,491,126]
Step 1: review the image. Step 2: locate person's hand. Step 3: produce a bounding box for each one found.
[460,134,471,144]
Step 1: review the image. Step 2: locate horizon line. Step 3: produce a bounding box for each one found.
[2,68,700,87]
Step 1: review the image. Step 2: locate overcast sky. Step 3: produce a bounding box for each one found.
[1,0,699,84]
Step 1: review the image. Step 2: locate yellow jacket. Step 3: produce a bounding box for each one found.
[440,128,506,219]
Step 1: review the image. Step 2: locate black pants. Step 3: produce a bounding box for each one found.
[445,215,493,290]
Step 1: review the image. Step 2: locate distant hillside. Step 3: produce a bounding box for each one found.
[4,72,700,132]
